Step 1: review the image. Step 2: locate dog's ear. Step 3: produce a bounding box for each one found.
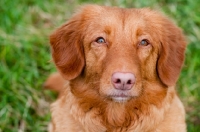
[50,13,85,80]
[157,20,187,86]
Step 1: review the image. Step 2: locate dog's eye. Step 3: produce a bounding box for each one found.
[140,39,149,46]
[96,37,106,44]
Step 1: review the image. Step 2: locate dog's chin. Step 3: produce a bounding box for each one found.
[111,96,131,103]
[108,91,134,103]
[101,87,140,103]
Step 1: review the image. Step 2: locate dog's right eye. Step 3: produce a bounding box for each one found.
[139,39,149,46]
[95,37,106,44]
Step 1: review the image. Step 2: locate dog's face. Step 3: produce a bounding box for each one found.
[50,5,186,103]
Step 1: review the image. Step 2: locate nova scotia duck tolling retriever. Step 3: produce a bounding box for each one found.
[45,4,187,132]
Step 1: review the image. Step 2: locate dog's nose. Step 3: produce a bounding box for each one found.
[111,72,135,90]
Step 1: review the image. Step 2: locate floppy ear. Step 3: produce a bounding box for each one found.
[157,20,187,86]
[50,14,85,80]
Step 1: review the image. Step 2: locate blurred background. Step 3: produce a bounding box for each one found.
[0,0,200,131]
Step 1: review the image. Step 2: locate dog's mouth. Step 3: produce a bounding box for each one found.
[101,85,140,103]
[109,92,132,102]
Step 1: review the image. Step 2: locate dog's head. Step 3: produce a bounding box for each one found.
[50,5,186,102]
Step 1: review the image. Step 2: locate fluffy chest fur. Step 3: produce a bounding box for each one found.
[50,84,185,132]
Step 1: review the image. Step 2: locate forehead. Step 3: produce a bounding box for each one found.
[81,6,160,37]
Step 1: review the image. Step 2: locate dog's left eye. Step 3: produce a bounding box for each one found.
[95,37,106,44]
[139,39,149,46]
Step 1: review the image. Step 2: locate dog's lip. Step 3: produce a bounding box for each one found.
[108,93,132,102]
[111,96,131,102]
[111,93,129,97]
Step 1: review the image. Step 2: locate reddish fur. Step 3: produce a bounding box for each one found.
[47,5,187,132]
[50,16,85,80]
[155,18,186,86]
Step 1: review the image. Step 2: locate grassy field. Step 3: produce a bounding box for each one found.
[0,0,200,131]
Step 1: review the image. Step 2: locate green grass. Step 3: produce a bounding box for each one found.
[0,0,200,131]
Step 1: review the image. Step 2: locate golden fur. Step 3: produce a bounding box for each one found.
[46,5,187,132]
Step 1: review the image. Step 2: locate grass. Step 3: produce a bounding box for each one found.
[0,0,199,131]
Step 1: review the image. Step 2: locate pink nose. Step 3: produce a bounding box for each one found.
[111,72,135,90]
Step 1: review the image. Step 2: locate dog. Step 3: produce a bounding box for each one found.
[45,5,187,132]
